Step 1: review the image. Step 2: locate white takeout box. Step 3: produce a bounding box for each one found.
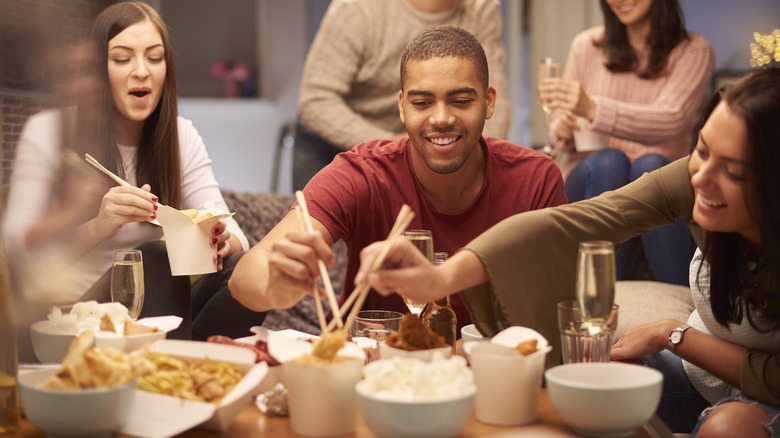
[119,339,269,438]
[573,116,609,152]
[93,315,182,353]
[265,329,366,437]
[465,326,552,426]
[156,205,234,276]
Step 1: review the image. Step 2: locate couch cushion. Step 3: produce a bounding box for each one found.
[613,281,694,342]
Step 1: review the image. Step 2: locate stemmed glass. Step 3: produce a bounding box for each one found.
[575,241,615,335]
[402,230,434,316]
[110,249,145,320]
[538,57,560,155]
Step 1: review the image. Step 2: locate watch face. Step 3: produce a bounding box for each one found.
[670,331,682,343]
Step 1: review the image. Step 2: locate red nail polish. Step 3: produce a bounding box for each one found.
[211,238,217,244]
[152,196,158,202]
[216,254,221,260]
[151,215,157,220]
[214,228,219,234]
[153,205,158,211]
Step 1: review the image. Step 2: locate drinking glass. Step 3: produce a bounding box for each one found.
[575,241,615,335]
[538,57,560,154]
[110,249,145,320]
[558,300,619,363]
[401,230,434,316]
[350,310,404,362]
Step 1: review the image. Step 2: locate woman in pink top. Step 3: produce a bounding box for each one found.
[538,0,714,286]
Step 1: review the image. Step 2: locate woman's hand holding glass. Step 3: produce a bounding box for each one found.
[538,77,596,121]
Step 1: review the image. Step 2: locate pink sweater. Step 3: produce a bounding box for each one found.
[553,26,715,178]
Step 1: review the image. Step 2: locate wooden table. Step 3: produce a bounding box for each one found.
[15,388,674,438]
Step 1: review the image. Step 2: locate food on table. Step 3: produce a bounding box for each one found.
[137,352,245,404]
[38,331,155,390]
[206,335,280,366]
[514,339,539,356]
[99,313,117,333]
[309,329,347,361]
[180,209,214,223]
[123,320,158,336]
[362,354,473,401]
[43,301,132,335]
[385,313,445,351]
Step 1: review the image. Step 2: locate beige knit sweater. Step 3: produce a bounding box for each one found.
[553,26,715,178]
[298,0,510,151]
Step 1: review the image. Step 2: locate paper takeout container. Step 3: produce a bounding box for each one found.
[266,329,366,436]
[465,326,551,426]
[378,342,453,362]
[156,205,234,276]
[572,116,609,152]
[119,339,269,438]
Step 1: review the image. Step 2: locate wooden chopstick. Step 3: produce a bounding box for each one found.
[334,204,415,332]
[549,139,566,162]
[294,191,343,329]
[84,153,163,207]
[294,204,329,335]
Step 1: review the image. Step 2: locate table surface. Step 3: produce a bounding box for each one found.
[15,387,674,438]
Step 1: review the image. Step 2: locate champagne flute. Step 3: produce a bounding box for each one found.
[538,57,560,154]
[575,241,615,335]
[110,249,145,320]
[402,230,434,316]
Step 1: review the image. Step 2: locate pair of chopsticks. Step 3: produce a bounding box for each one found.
[327,204,415,333]
[84,153,163,208]
[293,191,343,336]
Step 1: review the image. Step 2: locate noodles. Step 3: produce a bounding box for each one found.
[137,352,245,404]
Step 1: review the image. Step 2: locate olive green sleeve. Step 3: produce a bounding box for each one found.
[461,157,697,368]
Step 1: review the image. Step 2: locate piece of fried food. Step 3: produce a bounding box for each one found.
[385,313,445,351]
[310,329,347,361]
[123,320,159,336]
[99,313,117,333]
[515,339,539,356]
[180,209,214,223]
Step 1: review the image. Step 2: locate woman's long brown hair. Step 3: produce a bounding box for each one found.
[595,0,688,79]
[74,1,181,208]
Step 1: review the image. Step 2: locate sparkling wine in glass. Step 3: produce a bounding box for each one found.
[402,230,434,316]
[575,241,615,335]
[110,249,145,320]
[538,57,560,154]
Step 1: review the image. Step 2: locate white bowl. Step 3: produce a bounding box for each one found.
[378,342,452,361]
[460,324,488,343]
[545,362,663,437]
[19,368,136,438]
[356,380,476,438]
[29,320,82,364]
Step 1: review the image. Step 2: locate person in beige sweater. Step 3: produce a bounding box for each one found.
[293,0,510,190]
[538,0,715,287]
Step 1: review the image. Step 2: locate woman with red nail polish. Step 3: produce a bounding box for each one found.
[2,2,264,348]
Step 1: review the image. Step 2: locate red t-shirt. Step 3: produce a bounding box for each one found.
[303,136,567,332]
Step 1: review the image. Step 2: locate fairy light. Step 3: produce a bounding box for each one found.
[749,29,780,67]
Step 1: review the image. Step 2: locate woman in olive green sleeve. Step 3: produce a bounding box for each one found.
[356,67,780,438]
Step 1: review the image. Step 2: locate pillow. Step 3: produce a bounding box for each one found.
[613,280,694,343]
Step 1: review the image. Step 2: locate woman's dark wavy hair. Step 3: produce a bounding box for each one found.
[596,0,688,79]
[692,67,780,328]
[74,1,181,208]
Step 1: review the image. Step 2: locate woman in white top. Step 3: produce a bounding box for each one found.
[2,2,264,342]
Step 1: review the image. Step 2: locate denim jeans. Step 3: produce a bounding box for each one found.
[565,149,690,286]
[641,350,711,434]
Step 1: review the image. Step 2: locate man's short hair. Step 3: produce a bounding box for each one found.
[400,25,489,91]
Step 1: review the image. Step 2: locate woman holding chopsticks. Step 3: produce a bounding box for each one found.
[2,2,262,342]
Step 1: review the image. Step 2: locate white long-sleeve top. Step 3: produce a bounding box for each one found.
[2,109,248,302]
